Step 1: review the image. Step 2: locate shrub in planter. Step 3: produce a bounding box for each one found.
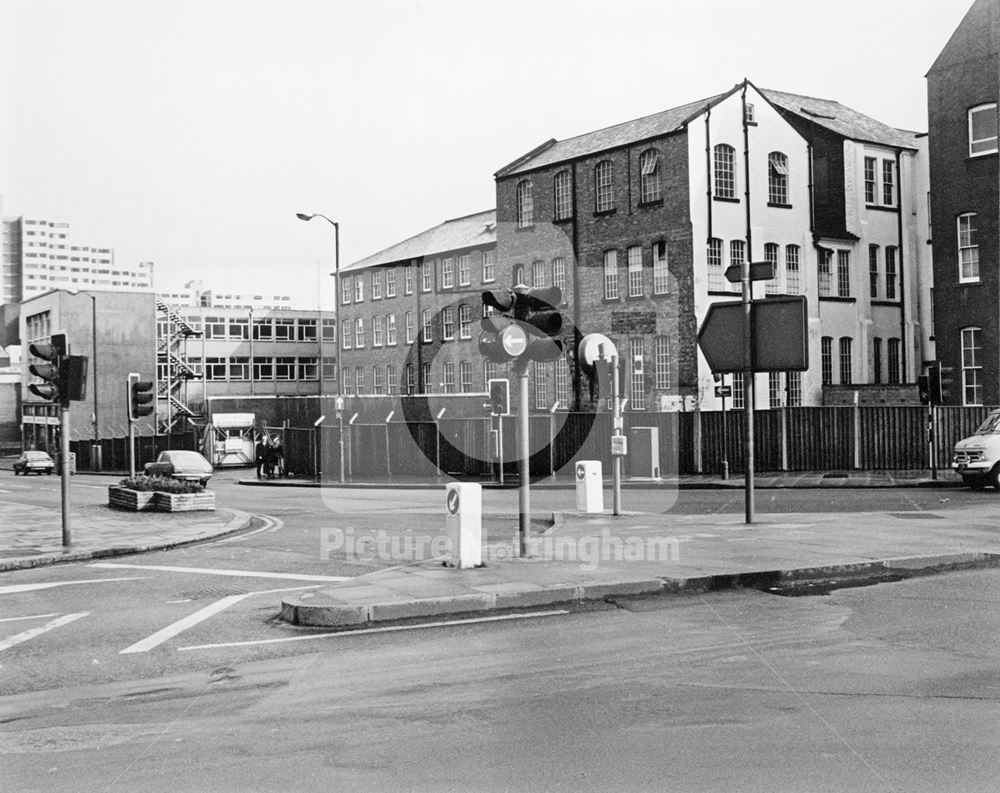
[109,475,208,510]
[117,475,205,494]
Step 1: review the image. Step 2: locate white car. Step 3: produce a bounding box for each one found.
[144,450,214,486]
[952,409,1000,490]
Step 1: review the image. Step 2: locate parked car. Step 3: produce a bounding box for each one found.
[952,409,1000,490]
[13,450,55,476]
[144,450,214,486]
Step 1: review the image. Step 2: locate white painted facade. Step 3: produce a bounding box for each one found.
[688,84,815,410]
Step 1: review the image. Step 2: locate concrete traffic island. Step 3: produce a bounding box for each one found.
[278,550,1000,629]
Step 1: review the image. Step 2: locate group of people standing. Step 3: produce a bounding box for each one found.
[255,435,284,479]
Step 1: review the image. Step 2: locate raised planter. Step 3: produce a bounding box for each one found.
[153,490,216,512]
[108,485,156,511]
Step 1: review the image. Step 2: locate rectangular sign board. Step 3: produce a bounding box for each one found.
[697,296,809,373]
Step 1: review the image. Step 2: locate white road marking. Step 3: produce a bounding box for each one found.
[0,576,147,595]
[122,585,323,654]
[210,515,284,544]
[120,595,248,654]
[178,609,572,651]
[90,562,350,582]
[0,612,89,652]
[0,613,58,623]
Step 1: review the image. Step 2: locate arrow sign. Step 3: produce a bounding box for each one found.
[446,488,461,515]
[697,296,809,373]
[725,260,776,284]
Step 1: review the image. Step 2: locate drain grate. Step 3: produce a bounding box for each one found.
[178,586,246,600]
[888,512,945,520]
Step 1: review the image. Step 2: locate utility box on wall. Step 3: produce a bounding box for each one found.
[627,426,659,478]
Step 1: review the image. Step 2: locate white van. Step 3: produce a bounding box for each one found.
[952,409,1000,490]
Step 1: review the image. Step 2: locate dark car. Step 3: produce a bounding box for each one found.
[144,450,214,486]
[13,451,55,476]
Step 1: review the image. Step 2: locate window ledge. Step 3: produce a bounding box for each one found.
[767,202,792,209]
[959,279,982,286]
[515,224,535,232]
[969,150,998,159]
[593,209,617,217]
[871,299,901,307]
[864,204,899,213]
[819,296,857,303]
[713,196,740,204]
[552,216,573,225]
[638,199,663,209]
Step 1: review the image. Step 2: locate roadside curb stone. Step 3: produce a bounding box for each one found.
[280,551,1000,629]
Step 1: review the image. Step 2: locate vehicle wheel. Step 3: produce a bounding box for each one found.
[989,465,1000,491]
[968,478,986,491]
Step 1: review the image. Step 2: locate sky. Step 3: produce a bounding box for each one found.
[0,0,972,310]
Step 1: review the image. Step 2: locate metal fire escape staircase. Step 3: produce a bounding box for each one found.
[156,297,203,432]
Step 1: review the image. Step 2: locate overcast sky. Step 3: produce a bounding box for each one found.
[0,0,971,310]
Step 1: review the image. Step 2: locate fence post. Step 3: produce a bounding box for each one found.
[780,406,789,472]
[692,407,702,474]
[852,397,861,470]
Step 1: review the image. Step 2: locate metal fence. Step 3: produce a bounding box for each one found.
[69,431,200,473]
[269,405,997,482]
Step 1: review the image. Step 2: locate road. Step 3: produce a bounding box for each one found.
[2,470,998,790]
[2,568,998,792]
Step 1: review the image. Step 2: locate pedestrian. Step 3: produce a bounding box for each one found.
[273,438,284,477]
[255,435,266,479]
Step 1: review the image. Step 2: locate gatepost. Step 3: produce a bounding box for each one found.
[575,461,603,513]
[445,482,482,568]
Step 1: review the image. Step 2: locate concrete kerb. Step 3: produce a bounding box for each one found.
[280,551,1000,629]
[0,508,256,572]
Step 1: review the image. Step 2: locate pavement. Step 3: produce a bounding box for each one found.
[4,466,998,631]
[0,496,253,571]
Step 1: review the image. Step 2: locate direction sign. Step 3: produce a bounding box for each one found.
[447,488,461,515]
[714,385,732,397]
[697,296,809,373]
[725,260,776,284]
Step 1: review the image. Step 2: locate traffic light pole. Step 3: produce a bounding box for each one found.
[516,361,530,557]
[60,406,71,546]
[128,418,136,479]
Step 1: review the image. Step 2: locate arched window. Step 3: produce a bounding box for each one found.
[553,170,572,220]
[713,144,736,198]
[595,160,614,212]
[513,263,525,287]
[768,152,788,204]
[639,149,661,203]
[516,179,533,227]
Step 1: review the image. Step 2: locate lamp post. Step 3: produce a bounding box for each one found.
[68,290,100,471]
[296,212,344,483]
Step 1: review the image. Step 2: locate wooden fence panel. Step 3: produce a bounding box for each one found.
[785,407,854,471]
[858,407,927,470]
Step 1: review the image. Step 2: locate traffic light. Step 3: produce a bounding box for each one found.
[28,333,68,404]
[926,363,941,404]
[513,286,564,361]
[938,364,955,403]
[488,378,510,416]
[128,373,155,421]
[917,374,930,405]
[478,286,564,364]
[926,362,955,405]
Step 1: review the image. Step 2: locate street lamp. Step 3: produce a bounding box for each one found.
[296,212,344,483]
[295,213,340,397]
[67,289,100,471]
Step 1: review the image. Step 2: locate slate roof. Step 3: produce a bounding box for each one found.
[346,210,496,272]
[495,92,732,177]
[497,81,919,178]
[761,88,919,150]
